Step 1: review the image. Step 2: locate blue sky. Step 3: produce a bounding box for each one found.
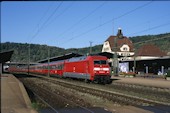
[1,1,170,49]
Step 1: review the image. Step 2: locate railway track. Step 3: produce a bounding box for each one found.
[107,82,170,103]
[27,73,170,106]
[54,76,170,100]
[14,73,170,112]
[56,75,170,104]
[32,91,61,113]
[21,77,102,113]
[45,74,170,104]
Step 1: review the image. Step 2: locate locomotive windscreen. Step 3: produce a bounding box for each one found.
[94,60,107,65]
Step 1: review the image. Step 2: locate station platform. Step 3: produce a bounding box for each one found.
[1,74,38,113]
[112,76,170,89]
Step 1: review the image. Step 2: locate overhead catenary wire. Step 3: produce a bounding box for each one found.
[58,1,107,38]
[27,3,53,43]
[65,29,170,49]
[28,2,74,44]
[29,2,63,43]
[27,2,62,64]
[126,13,170,32]
[37,3,54,30]
[128,22,170,36]
[58,1,153,46]
[26,3,54,66]
[133,35,170,45]
[42,2,74,31]
[36,2,63,32]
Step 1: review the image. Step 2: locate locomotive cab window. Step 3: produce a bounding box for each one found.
[94,60,107,65]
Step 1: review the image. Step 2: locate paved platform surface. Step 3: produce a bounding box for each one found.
[112,76,170,89]
[1,74,38,113]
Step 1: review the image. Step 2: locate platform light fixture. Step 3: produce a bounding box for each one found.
[113,28,123,76]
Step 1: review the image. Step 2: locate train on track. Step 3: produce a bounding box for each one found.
[8,55,112,84]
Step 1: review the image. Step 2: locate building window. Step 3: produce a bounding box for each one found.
[123,47,127,51]
[104,47,109,52]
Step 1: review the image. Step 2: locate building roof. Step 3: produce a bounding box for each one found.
[137,44,167,57]
[37,52,83,63]
[92,52,123,59]
[105,36,134,52]
[0,50,14,63]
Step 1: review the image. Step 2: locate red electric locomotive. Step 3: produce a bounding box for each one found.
[63,55,111,84]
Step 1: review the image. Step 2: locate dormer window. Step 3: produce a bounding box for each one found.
[123,47,127,51]
[120,44,130,52]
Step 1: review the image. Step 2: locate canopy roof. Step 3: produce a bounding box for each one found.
[37,53,83,63]
[0,50,14,63]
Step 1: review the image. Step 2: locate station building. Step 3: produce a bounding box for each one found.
[102,33,134,62]
[101,29,170,75]
[126,44,170,75]
[102,29,134,74]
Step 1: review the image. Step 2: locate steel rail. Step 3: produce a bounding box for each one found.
[19,73,170,106]
[23,77,95,113]
[32,91,60,113]
[37,75,170,106]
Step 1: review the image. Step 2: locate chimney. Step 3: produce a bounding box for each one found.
[117,28,123,38]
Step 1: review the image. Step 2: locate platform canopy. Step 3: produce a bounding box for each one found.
[38,52,125,63]
[37,52,83,63]
[0,50,14,63]
[93,52,123,59]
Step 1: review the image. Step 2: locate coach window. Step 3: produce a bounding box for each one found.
[58,65,61,70]
[60,64,63,69]
[50,66,52,69]
[61,64,64,69]
[53,65,56,69]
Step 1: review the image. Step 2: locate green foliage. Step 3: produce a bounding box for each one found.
[1,32,170,62]
[129,33,170,52]
[1,42,65,62]
[31,102,40,110]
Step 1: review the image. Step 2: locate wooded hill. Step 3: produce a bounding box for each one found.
[1,32,170,62]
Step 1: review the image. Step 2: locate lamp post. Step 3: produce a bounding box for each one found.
[28,44,30,75]
[47,46,50,77]
[89,41,93,54]
[133,48,136,73]
[113,28,123,76]
[113,35,118,76]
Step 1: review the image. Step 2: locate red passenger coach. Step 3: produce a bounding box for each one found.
[63,55,111,84]
[49,61,64,76]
